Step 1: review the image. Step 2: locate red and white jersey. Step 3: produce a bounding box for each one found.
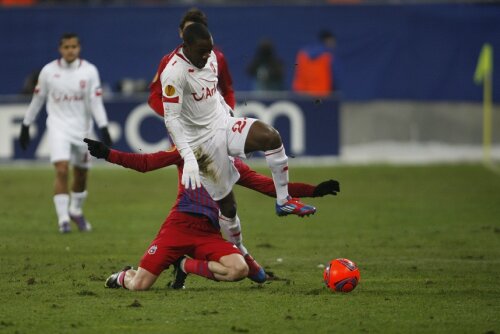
[23,58,108,140]
[160,46,232,148]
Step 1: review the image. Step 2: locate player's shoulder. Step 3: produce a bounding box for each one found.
[161,53,190,79]
[79,59,99,72]
[42,60,59,72]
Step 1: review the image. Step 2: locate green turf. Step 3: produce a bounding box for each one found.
[1,163,499,333]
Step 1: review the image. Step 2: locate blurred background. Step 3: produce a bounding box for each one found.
[1,0,499,164]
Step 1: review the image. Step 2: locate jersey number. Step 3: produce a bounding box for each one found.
[232,119,247,134]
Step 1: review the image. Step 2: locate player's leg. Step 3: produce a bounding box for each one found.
[218,212,246,254]
[171,217,248,288]
[106,213,188,291]
[218,213,267,283]
[53,161,71,233]
[49,130,73,232]
[217,190,237,221]
[178,253,248,282]
[105,266,159,291]
[230,118,316,217]
[69,144,91,231]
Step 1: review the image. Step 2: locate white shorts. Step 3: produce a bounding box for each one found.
[49,129,90,168]
[194,117,257,201]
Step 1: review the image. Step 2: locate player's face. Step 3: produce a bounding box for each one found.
[59,38,81,63]
[184,38,213,69]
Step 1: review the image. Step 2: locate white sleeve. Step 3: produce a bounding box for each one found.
[161,66,193,159]
[23,67,48,126]
[88,65,108,128]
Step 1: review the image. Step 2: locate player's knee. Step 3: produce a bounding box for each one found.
[258,126,282,151]
[227,262,248,281]
[55,167,69,180]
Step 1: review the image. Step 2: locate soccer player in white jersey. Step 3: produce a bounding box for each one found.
[19,33,112,234]
[160,23,316,241]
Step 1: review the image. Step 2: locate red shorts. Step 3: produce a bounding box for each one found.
[139,210,241,276]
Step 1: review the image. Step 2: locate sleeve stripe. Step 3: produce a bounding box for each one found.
[162,96,180,103]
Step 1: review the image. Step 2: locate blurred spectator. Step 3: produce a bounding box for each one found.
[292,29,338,97]
[246,39,285,92]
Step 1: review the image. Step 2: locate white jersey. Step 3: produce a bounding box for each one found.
[160,47,232,149]
[23,58,108,141]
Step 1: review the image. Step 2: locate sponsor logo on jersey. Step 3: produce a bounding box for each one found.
[192,83,217,102]
[148,245,158,255]
[165,85,176,97]
[51,93,84,102]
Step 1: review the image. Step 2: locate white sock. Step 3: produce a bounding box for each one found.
[219,213,248,255]
[53,194,70,224]
[265,145,289,205]
[69,190,88,216]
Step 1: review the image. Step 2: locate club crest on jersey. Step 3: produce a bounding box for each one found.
[148,245,158,255]
[192,83,217,101]
[80,80,86,89]
[165,85,176,97]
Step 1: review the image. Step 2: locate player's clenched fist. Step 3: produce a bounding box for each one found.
[83,138,110,159]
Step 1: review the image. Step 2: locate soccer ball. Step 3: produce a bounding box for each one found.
[323,258,360,292]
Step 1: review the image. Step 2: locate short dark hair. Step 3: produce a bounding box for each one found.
[59,33,80,46]
[179,8,208,30]
[183,23,211,45]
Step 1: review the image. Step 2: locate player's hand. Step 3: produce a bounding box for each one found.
[19,124,30,150]
[182,156,201,190]
[313,179,340,197]
[100,127,112,146]
[83,138,110,159]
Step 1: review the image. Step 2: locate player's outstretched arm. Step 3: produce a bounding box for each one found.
[234,158,340,198]
[83,138,182,172]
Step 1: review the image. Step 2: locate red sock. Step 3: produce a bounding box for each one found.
[118,270,128,289]
[183,258,216,281]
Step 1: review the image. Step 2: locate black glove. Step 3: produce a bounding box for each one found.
[99,126,112,146]
[313,179,340,197]
[19,124,30,150]
[83,138,110,159]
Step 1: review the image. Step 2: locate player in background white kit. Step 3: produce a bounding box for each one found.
[19,33,112,234]
[161,23,316,245]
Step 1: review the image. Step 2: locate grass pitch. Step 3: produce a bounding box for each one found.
[0,163,499,333]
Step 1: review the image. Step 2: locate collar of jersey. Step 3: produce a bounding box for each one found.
[58,58,82,69]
